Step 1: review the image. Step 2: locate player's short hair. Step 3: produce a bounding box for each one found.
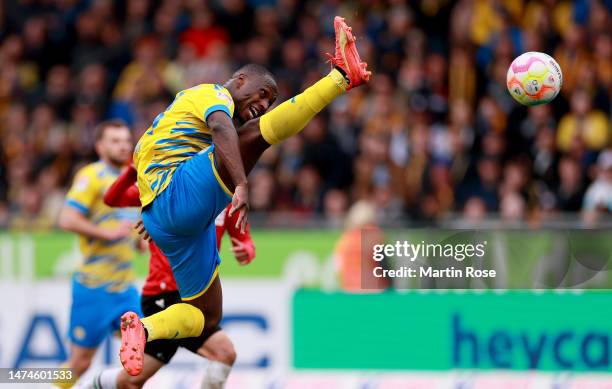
[94,119,129,141]
[233,63,275,83]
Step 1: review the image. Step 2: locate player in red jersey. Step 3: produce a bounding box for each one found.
[82,164,254,389]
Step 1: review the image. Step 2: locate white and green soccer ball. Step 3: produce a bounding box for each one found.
[506,51,563,106]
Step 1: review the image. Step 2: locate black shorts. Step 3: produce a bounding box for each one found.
[141,291,220,364]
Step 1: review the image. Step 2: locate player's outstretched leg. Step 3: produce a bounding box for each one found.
[258,16,369,146]
[218,15,370,184]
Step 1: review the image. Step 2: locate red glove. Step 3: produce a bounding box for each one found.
[231,237,255,265]
[224,207,256,265]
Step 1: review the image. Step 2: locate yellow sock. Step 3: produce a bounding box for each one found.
[260,68,347,145]
[141,303,204,341]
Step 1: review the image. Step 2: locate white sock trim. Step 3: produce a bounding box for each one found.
[201,361,232,389]
[96,367,121,389]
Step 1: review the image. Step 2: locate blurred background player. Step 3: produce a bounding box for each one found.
[81,163,254,389]
[55,120,141,388]
[335,200,387,291]
[119,16,370,376]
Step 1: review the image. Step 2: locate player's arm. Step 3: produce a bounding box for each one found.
[58,168,131,241]
[207,111,249,231]
[103,164,142,207]
[224,206,255,265]
[58,206,130,241]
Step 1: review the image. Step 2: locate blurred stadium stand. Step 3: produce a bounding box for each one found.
[0,0,610,230]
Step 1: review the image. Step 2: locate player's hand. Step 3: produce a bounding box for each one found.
[228,183,249,234]
[231,237,255,265]
[104,221,132,241]
[134,220,152,242]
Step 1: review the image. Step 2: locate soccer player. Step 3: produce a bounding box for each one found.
[56,120,141,388]
[83,164,254,389]
[120,16,369,376]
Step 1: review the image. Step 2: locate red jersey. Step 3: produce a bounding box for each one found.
[104,165,255,296]
[144,242,175,295]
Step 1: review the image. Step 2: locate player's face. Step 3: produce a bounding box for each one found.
[97,126,133,167]
[234,75,278,123]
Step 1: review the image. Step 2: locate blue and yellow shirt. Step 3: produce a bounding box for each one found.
[65,161,138,292]
[134,84,235,207]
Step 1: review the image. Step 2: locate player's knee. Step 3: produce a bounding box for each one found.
[171,303,205,337]
[210,337,237,366]
[218,342,237,366]
[186,309,205,337]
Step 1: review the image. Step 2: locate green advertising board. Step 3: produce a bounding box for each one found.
[0,230,339,278]
[293,290,612,372]
[1,229,611,287]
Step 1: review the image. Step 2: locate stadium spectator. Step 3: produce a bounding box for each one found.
[557,88,610,153]
[582,149,612,225]
[555,156,585,212]
[180,7,229,58]
[461,196,488,227]
[0,0,610,228]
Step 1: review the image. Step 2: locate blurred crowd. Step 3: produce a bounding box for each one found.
[0,0,610,229]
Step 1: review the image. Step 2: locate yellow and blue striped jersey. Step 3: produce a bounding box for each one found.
[134,84,235,207]
[65,161,139,292]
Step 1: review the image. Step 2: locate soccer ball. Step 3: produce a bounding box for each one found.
[506,52,562,106]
